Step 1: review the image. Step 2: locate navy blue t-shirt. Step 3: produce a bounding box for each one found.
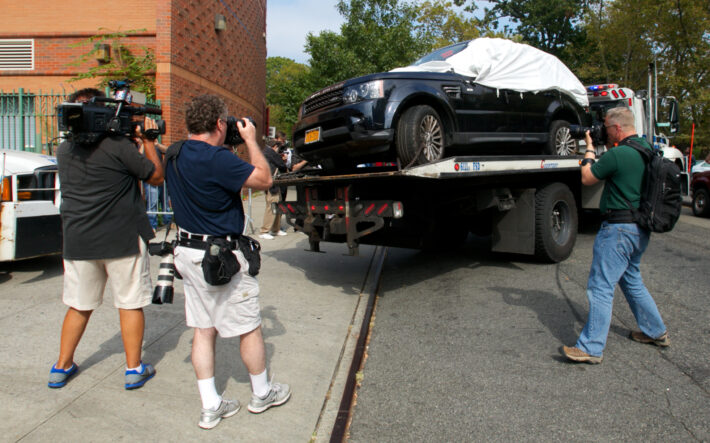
[165,139,255,236]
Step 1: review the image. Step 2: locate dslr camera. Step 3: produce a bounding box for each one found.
[224,116,256,146]
[148,240,177,305]
[569,122,607,147]
[57,79,166,145]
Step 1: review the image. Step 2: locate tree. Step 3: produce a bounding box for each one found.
[414,0,481,49]
[266,57,313,136]
[455,0,591,68]
[67,29,156,98]
[305,0,431,89]
[577,0,710,149]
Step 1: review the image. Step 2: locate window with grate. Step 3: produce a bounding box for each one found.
[0,39,34,70]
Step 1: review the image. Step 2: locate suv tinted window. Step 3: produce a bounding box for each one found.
[412,41,469,66]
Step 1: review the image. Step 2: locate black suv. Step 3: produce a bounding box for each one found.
[293,40,591,171]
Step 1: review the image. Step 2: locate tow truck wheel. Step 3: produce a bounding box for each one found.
[396,105,445,167]
[534,183,578,262]
[692,188,710,217]
[545,120,579,156]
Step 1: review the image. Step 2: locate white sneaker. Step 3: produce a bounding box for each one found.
[259,233,274,240]
[275,230,287,236]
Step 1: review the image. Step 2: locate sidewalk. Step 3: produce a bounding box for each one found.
[2,192,376,442]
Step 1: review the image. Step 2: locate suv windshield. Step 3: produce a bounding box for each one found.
[412,41,469,66]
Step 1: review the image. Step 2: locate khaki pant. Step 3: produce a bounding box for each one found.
[260,190,281,234]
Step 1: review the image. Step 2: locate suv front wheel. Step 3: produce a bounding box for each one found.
[396,105,445,167]
[545,120,579,156]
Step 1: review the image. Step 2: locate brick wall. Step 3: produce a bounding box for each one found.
[155,0,266,145]
[1,0,267,149]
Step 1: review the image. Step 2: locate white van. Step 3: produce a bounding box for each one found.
[0,149,61,261]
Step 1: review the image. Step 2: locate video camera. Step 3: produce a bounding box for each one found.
[569,122,608,147]
[57,79,166,145]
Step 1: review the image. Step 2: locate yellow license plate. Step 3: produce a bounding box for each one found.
[305,127,321,144]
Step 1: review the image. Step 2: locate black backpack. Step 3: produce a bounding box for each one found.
[614,139,682,233]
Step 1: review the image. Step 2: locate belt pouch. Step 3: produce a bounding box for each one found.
[202,238,240,286]
[238,235,262,277]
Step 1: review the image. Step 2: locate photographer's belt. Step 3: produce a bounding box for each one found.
[176,230,240,250]
[601,209,635,224]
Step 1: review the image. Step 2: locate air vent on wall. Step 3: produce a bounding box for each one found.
[0,39,34,70]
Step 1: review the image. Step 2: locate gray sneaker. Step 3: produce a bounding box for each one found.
[124,362,156,390]
[199,398,240,430]
[247,382,291,413]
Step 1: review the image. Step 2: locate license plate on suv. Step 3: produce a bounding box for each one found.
[305,127,321,144]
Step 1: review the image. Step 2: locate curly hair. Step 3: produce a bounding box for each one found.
[67,88,104,103]
[185,94,228,135]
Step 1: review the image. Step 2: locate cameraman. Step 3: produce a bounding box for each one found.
[165,94,291,430]
[562,107,669,364]
[49,87,163,390]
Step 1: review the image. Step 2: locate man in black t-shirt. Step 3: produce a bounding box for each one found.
[48,88,164,390]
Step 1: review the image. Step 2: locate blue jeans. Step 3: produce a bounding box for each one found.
[575,222,666,356]
[145,183,172,230]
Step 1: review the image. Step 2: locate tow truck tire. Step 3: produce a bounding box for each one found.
[534,183,578,262]
[396,105,445,167]
[692,188,710,217]
[545,120,579,156]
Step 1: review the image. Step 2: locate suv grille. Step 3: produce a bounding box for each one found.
[302,84,344,116]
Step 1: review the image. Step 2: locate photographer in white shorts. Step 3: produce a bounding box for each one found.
[165,94,291,430]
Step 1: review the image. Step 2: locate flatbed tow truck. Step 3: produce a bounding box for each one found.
[274,155,600,263]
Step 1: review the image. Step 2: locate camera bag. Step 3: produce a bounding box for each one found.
[202,238,240,286]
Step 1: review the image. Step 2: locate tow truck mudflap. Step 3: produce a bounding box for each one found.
[275,185,403,256]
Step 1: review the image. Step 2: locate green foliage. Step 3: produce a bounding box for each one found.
[414,0,481,48]
[456,0,591,67]
[67,28,156,99]
[305,0,431,89]
[266,57,314,136]
[578,0,710,148]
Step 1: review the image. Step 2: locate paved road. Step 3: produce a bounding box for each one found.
[350,208,710,441]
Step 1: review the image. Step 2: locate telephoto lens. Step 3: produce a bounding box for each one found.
[152,253,176,304]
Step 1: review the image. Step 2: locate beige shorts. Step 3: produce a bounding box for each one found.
[174,244,261,338]
[62,237,152,310]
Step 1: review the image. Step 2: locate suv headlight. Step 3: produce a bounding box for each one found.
[343,80,384,104]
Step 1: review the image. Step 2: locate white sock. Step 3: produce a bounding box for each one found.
[250,369,270,398]
[126,363,142,372]
[197,377,221,410]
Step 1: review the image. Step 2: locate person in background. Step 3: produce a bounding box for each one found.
[259,139,289,240]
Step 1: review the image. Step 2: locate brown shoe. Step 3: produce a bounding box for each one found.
[562,346,603,364]
[630,331,670,347]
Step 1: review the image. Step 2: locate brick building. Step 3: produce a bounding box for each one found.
[0,0,267,145]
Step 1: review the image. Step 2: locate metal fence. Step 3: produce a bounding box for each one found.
[0,87,160,155]
[0,88,66,154]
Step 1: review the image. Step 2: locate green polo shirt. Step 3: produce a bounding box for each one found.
[591,136,650,213]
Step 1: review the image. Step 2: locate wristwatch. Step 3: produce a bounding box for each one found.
[581,158,596,166]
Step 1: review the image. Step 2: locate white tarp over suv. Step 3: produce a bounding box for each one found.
[392,38,589,108]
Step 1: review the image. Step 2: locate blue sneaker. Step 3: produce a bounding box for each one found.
[125,362,156,390]
[48,363,78,388]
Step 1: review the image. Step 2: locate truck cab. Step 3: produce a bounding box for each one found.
[0,149,62,261]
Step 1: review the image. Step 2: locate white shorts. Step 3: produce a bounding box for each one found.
[62,237,152,310]
[174,244,261,338]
